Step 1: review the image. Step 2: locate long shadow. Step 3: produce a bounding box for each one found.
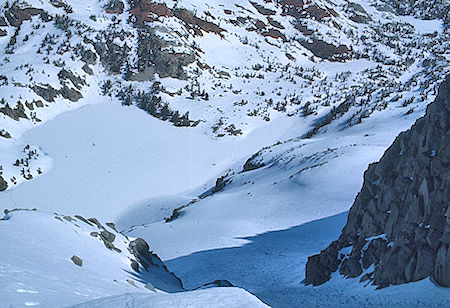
[165,212,348,307]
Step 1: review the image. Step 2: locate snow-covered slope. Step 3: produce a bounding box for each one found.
[0,0,448,188]
[68,288,268,308]
[0,0,449,306]
[0,209,184,307]
[0,208,268,307]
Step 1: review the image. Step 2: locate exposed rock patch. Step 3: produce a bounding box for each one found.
[105,0,125,14]
[59,85,83,102]
[4,4,50,28]
[130,0,225,36]
[31,82,83,103]
[31,84,59,102]
[243,152,266,172]
[0,102,28,121]
[262,28,286,40]
[300,38,349,60]
[58,69,85,90]
[93,35,130,75]
[81,64,94,75]
[0,16,7,26]
[305,4,332,21]
[130,0,174,24]
[135,27,195,80]
[346,2,372,24]
[250,2,276,16]
[173,9,225,35]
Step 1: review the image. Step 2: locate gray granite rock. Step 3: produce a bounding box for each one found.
[305,75,450,288]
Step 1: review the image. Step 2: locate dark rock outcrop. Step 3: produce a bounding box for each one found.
[0,129,11,139]
[129,238,155,271]
[305,75,450,288]
[31,84,59,102]
[81,64,94,75]
[4,4,49,28]
[243,153,266,172]
[128,237,185,291]
[58,69,85,90]
[80,49,97,65]
[59,85,83,102]
[0,176,7,191]
[133,27,195,80]
[31,83,83,103]
[0,16,7,26]
[0,102,28,121]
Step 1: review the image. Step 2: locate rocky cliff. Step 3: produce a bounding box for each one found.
[304,75,450,288]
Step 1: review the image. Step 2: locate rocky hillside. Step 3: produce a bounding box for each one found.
[304,75,449,288]
[1,0,449,191]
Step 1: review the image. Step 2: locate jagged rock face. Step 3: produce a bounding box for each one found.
[305,75,450,288]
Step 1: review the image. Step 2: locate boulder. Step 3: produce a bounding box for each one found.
[0,176,7,191]
[71,255,83,267]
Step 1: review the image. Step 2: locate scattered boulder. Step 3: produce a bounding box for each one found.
[126,279,138,288]
[71,255,83,267]
[100,230,116,243]
[128,237,185,290]
[98,229,121,252]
